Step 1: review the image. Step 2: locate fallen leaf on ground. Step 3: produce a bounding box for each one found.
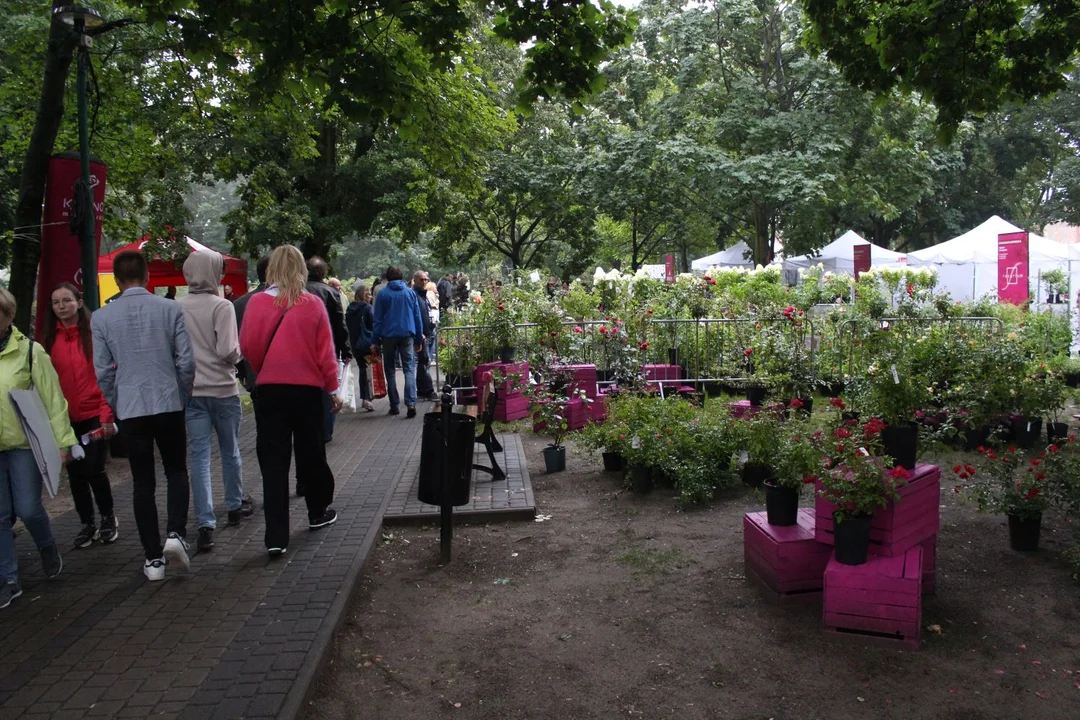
[927,624,942,634]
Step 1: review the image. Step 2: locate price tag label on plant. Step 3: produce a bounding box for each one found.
[891,364,900,385]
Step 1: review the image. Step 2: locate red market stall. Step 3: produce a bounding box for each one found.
[97,237,248,300]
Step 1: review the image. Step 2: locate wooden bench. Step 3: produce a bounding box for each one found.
[473,371,506,482]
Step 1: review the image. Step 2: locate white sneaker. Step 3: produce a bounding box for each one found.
[163,533,190,572]
[143,558,165,581]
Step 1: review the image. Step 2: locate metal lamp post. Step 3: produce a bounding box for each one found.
[53,5,103,310]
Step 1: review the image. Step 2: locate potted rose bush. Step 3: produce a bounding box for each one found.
[763,417,821,526]
[817,418,907,565]
[955,444,1052,551]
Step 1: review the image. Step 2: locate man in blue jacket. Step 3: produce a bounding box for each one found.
[370,265,425,417]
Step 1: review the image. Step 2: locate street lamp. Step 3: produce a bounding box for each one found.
[53,5,103,310]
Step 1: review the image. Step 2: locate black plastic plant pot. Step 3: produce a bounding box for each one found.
[1008,513,1041,552]
[741,462,775,489]
[1009,416,1042,450]
[498,346,517,364]
[543,445,566,473]
[628,464,653,494]
[833,513,873,565]
[602,451,624,472]
[1047,422,1069,445]
[881,422,918,470]
[764,481,799,526]
[962,425,988,452]
[746,386,767,407]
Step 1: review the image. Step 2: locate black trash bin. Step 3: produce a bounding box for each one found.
[418,412,476,507]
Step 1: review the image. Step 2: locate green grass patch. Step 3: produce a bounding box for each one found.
[617,548,694,574]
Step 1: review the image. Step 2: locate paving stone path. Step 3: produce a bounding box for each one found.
[0,370,535,720]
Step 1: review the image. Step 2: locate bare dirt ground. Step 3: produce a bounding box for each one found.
[304,432,1080,720]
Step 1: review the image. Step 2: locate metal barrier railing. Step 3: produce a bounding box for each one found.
[837,316,1004,377]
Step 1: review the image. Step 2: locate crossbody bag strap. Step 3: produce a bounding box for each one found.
[263,310,288,359]
[26,333,35,389]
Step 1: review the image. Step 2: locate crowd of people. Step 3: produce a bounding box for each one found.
[0,245,450,610]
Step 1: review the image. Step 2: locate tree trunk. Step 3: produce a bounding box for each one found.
[12,8,77,332]
[751,205,770,266]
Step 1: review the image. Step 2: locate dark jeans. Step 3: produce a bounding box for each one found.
[69,418,114,525]
[119,411,189,560]
[357,361,372,401]
[255,385,336,550]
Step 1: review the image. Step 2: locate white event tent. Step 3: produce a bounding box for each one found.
[781,230,907,284]
[691,241,755,271]
[906,215,1079,301]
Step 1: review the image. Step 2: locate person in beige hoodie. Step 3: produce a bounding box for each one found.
[178,250,254,553]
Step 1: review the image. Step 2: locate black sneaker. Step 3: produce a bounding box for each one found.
[308,509,338,530]
[388,407,400,416]
[99,515,119,544]
[40,545,62,579]
[0,580,22,609]
[228,496,256,526]
[267,547,287,558]
[295,483,306,498]
[196,527,215,552]
[406,406,417,418]
[73,523,98,549]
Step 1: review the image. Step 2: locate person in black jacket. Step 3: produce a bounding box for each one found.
[411,271,436,401]
[306,256,351,445]
[233,255,269,396]
[436,274,453,312]
[345,287,375,412]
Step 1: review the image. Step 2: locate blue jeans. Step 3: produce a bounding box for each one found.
[186,396,244,530]
[0,449,55,582]
[382,337,417,409]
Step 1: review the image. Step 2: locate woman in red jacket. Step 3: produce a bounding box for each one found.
[44,283,118,548]
[239,245,341,557]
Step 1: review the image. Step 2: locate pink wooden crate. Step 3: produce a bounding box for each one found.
[815,463,940,557]
[495,395,530,422]
[743,509,832,604]
[644,364,683,381]
[823,546,923,649]
[552,367,604,399]
[729,400,786,420]
[472,361,529,399]
[585,397,607,424]
[532,398,589,434]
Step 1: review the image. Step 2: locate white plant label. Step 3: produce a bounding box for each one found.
[891,364,900,384]
[737,450,749,467]
[631,435,641,449]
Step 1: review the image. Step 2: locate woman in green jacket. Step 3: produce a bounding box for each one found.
[0,288,78,610]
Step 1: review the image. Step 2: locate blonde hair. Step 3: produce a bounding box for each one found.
[0,288,16,320]
[266,245,307,308]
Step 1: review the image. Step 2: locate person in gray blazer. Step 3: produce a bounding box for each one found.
[91,251,196,581]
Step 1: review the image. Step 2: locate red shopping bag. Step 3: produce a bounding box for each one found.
[371,354,388,399]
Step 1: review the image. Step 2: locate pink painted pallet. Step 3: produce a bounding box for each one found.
[554,364,599,399]
[743,509,833,604]
[532,397,590,434]
[494,395,530,422]
[729,400,786,420]
[585,397,607,424]
[472,361,529,399]
[644,364,683,381]
[823,546,923,649]
[815,463,940,557]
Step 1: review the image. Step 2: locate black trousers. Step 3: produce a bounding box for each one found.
[69,418,114,525]
[416,349,434,398]
[254,385,336,550]
[119,411,189,560]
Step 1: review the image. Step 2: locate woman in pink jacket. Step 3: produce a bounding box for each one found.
[239,245,340,557]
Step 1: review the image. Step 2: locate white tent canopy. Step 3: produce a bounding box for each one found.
[691,241,755,271]
[907,215,1077,301]
[782,230,906,283]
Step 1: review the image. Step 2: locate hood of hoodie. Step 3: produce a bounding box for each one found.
[183,250,224,294]
[385,279,409,292]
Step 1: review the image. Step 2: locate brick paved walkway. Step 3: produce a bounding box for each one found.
[383,433,535,525]
[0,375,441,720]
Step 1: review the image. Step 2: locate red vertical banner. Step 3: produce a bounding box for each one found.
[852,244,871,279]
[36,152,107,337]
[998,232,1029,305]
[664,254,675,284]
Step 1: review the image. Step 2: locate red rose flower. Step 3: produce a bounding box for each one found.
[639,342,649,351]
[887,466,911,480]
[744,348,753,357]
[829,397,846,410]
[789,398,804,409]
[1025,488,1041,500]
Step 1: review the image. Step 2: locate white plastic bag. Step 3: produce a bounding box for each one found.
[338,361,357,412]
